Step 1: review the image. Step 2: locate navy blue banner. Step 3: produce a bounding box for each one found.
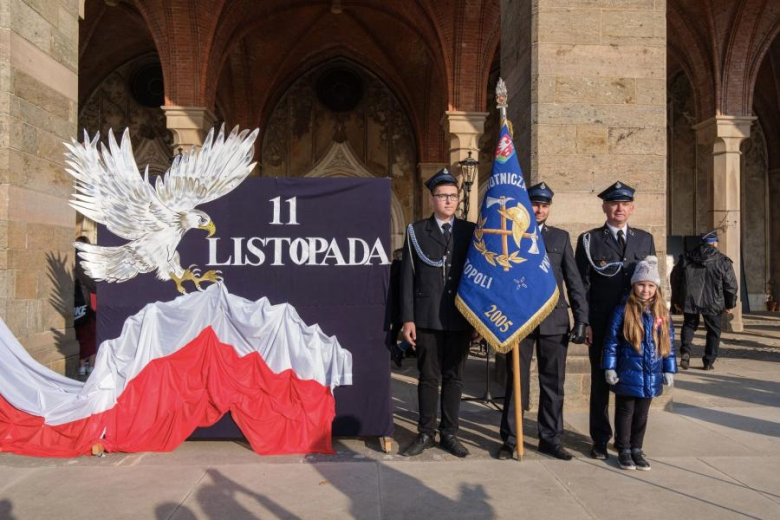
[456,124,558,353]
[97,177,393,437]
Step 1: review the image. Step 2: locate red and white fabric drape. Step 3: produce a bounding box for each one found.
[0,284,352,457]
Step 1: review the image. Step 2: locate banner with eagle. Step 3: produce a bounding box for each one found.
[456,123,558,353]
[0,283,352,457]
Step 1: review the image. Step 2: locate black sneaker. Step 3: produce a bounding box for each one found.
[703,362,715,371]
[632,450,651,471]
[618,450,636,470]
[680,353,690,370]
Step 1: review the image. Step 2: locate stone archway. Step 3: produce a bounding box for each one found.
[260,59,418,252]
[304,141,405,251]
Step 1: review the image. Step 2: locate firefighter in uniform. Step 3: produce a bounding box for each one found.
[574,181,655,460]
[498,182,589,461]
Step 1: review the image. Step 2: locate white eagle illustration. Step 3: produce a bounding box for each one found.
[65,125,259,293]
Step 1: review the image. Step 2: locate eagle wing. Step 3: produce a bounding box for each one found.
[65,129,179,240]
[155,125,259,212]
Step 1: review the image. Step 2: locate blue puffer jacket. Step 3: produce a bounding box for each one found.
[601,303,677,398]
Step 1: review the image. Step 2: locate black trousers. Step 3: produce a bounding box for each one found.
[680,312,722,365]
[588,315,613,446]
[415,329,471,436]
[614,394,652,451]
[500,330,568,447]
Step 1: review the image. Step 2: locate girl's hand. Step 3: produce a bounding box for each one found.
[663,373,674,386]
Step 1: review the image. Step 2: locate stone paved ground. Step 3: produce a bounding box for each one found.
[1,313,779,520]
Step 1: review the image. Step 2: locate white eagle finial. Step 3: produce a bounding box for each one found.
[65,125,259,293]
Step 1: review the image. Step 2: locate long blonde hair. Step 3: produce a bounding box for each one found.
[623,285,671,357]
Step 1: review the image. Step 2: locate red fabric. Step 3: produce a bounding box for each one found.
[0,327,335,457]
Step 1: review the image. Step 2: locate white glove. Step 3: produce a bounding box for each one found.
[605,370,619,386]
[663,373,674,387]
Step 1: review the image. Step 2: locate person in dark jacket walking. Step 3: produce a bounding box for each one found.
[603,256,676,471]
[670,230,738,370]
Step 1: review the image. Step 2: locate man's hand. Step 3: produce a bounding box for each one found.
[724,308,733,315]
[585,325,593,346]
[402,322,417,347]
[673,304,681,313]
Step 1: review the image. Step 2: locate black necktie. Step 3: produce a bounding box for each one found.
[617,229,626,255]
[442,223,452,245]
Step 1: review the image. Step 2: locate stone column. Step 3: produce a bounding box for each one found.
[770,169,780,305]
[500,0,669,408]
[442,111,489,223]
[500,0,667,246]
[162,106,216,150]
[418,162,447,218]
[693,116,755,332]
[0,0,80,374]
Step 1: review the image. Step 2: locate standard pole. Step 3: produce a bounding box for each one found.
[512,344,524,461]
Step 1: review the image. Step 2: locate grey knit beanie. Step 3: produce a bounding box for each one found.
[631,255,661,287]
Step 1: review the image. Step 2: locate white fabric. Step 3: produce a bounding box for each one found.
[605,222,628,243]
[434,215,454,234]
[0,283,352,425]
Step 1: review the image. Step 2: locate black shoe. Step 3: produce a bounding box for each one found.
[590,443,609,460]
[631,449,651,471]
[539,442,573,461]
[703,362,715,371]
[440,434,469,458]
[391,346,404,368]
[680,353,690,370]
[402,433,435,457]
[618,450,636,470]
[497,443,514,460]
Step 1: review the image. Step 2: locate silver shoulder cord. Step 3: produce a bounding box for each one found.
[406,224,448,281]
[582,232,624,278]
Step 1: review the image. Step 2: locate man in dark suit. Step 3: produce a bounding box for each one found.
[498,182,588,461]
[400,168,476,458]
[575,181,656,460]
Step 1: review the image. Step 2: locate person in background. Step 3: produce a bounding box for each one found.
[74,236,97,378]
[602,256,676,471]
[670,230,738,371]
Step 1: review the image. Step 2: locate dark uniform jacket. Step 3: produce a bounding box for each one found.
[575,225,656,325]
[400,216,475,331]
[538,224,589,335]
[670,244,738,315]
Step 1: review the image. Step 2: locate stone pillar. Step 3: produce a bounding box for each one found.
[0,0,80,374]
[770,169,780,305]
[693,116,755,332]
[162,106,216,150]
[500,0,667,246]
[442,111,489,223]
[500,0,669,408]
[418,162,447,218]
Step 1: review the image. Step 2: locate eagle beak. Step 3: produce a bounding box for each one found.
[199,221,216,237]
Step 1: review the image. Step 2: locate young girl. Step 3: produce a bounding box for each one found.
[602,256,676,471]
